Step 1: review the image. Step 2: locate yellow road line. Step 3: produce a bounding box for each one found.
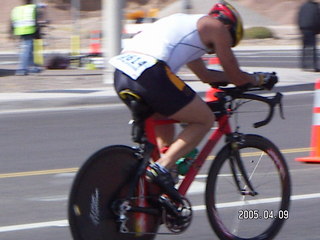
[0,168,78,179]
[241,147,311,158]
[0,147,311,179]
[281,147,311,154]
[207,147,311,159]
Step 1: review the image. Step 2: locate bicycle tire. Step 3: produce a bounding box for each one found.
[205,134,291,240]
[68,145,160,240]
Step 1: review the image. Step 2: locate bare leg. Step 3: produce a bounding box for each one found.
[155,123,175,151]
[156,95,215,168]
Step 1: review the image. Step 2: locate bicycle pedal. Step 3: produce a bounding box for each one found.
[158,195,193,233]
[158,195,180,217]
[158,195,191,218]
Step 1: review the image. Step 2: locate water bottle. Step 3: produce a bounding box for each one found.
[176,149,198,175]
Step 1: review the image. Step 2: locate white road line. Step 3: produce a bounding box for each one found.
[0,220,68,233]
[0,61,18,65]
[0,103,124,115]
[0,192,319,233]
[193,192,320,211]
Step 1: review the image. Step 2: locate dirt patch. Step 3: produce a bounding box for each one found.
[239,0,306,25]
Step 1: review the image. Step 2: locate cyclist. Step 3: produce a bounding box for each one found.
[110,0,276,202]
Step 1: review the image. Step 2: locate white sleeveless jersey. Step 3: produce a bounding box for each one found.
[123,14,208,73]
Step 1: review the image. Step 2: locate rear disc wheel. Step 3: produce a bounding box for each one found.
[68,145,160,240]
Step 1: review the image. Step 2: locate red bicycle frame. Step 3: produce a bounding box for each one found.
[144,114,232,196]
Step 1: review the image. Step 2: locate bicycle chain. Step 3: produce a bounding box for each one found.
[114,195,193,235]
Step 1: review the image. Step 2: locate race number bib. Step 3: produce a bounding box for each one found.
[109,53,157,80]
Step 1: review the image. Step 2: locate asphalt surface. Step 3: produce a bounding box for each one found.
[0,47,319,240]
[0,91,319,240]
[1,2,319,239]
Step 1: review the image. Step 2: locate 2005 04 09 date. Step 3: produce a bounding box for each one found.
[238,209,289,220]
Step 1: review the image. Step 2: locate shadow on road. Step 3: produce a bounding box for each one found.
[0,68,15,77]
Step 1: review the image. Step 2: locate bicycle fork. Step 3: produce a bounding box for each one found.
[228,133,258,197]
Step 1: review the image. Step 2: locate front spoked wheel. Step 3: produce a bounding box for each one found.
[206,134,291,240]
[68,145,160,240]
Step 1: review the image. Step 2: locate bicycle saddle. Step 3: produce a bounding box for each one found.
[119,89,154,143]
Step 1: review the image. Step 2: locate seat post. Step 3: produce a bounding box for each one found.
[130,99,147,143]
[119,89,154,144]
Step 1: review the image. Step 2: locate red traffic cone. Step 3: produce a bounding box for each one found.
[296,80,320,163]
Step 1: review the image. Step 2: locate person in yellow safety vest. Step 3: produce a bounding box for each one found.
[11,0,42,76]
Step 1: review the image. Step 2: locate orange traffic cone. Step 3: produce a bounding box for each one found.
[205,87,222,102]
[208,57,220,65]
[205,57,223,102]
[202,57,220,66]
[89,30,102,56]
[296,80,320,163]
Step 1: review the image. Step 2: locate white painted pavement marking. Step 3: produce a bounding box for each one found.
[0,103,124,115]
[192,192,320,210]
[0,192,319,233]
[0,220,68,233]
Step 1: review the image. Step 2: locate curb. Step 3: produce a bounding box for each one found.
[0,83,315,112]
[0,95,120,112]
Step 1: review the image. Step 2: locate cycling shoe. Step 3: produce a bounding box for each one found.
[146,162,183,203]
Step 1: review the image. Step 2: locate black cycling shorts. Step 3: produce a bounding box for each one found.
[114,61,196,116]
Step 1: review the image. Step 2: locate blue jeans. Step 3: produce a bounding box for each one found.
[17,35,40,75]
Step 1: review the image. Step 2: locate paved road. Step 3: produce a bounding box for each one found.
[0,90,319,239]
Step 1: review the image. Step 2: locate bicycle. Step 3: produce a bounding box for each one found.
[68,75,291,240]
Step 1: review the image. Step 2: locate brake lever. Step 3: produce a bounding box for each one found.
[252,92,284,128]
[273,92,285,120]
[217,88,285,128]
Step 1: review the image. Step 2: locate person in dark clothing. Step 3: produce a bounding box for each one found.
[297,0,320,72]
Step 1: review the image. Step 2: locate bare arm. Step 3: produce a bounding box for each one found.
[187,58,228,83]
[187,57,255,86]
[195,16,256,86]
